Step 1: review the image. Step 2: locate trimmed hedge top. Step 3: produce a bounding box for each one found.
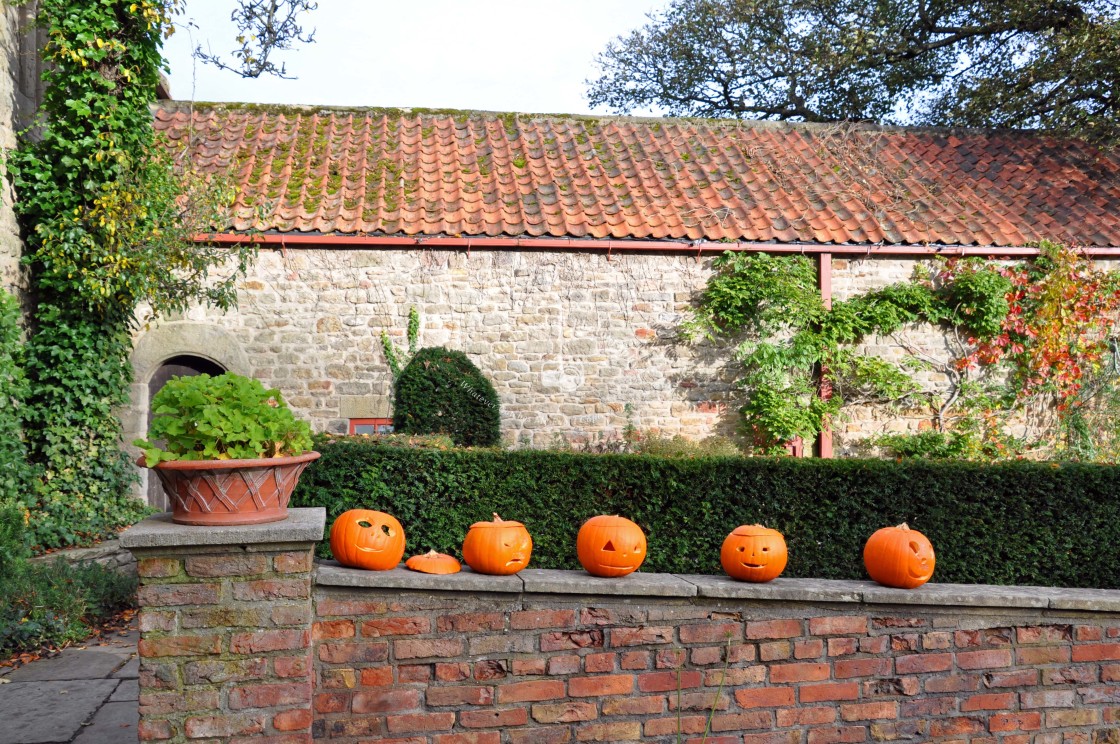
[292,437,1120,588]
[392,347,501,447]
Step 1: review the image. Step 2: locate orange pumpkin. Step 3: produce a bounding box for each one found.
[461,513,532,575]
[863,523,936,589]
[576,515,646,578]
[330,509,406,571]
[721,524,787,582]
[405,550,461,575]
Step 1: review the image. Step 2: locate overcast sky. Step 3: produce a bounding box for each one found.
[162,0,663,115]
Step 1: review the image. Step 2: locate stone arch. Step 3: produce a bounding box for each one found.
[126,323,251,507]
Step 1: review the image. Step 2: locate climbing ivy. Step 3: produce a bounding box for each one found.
[687,243,1120,461]
[6,0,256,548]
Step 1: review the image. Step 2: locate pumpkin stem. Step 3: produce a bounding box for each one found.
[492,512,502,522]
[897,523,910,530]
[426,550,440,557]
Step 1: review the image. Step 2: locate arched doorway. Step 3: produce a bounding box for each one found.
[146,355,227,509]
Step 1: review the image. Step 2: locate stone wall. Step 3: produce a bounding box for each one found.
[123,509,1120,744]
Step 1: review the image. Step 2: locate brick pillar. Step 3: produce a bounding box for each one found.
[121,508,325,743]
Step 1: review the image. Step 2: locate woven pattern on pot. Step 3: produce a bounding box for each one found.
[157,464,294,514]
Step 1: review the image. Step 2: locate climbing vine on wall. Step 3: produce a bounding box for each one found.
[687,242,1120,461]
[7,0,256,547]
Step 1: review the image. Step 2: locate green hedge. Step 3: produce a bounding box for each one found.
[291,437,1120,588]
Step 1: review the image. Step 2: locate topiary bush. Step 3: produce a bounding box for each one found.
[392,347,500,447]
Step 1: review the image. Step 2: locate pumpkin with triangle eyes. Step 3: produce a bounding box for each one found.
[461,513,533,575]
[576,515,646,578]
[863,523,936,589]
[721,524,787,582]
[330,509,406,571]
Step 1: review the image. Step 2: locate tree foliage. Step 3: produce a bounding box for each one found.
[588,0,1120,143]
[193,0,318,79]
[393,348,502,447]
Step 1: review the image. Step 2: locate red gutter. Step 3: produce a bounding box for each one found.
[195,233,1120,257]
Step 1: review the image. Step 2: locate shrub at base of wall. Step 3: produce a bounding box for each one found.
[291,437,1120,588]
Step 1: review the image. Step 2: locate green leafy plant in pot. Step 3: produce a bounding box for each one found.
[135,373,318,526]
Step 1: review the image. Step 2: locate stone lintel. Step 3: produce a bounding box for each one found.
[120,507,326,549]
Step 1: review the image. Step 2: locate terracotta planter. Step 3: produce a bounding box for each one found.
[147,451,321,526]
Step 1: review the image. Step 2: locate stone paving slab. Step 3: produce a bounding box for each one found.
[71,699,138,744]
[120,507,326,548]
[683,575,863,603]
[860,581,1053,609]
[521,568,697,597]
[0,678,118,744]
[112,656,139,679]
[317,562,524,593]
[109,678,138,702]
[4,648,130,682]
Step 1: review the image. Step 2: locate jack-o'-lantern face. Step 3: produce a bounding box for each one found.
[461,514,533,575]
[863,523,935,589]
[330,509,406,571]
[576,515,647,578]
[721,525,788,582]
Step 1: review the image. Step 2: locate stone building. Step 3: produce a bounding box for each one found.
[124,100,1120,505]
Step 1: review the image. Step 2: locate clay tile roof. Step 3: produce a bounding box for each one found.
[154,101,1120,248]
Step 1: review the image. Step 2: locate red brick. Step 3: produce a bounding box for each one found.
[360,666,394,687]
[800,682,859,702]
[709,711,773,732]
[394,638,464,659]
[137,719,173,741]
[541,629,605,652]
[272,655,309,679]
[1041,664,1096,685]
[273,551,312,573]
[654,649,684,668]
[810,616,868,636]
[1073,643,1120,662]
[426,686,493,706]
[779,707,837,726]
[806,727,867,744]
[956,649,1012,669]
[770,662,829,683]
[863,676,919,697]
[895,652,952,674]
[183,658,269,685]
[185,554,268,577]
[835,657,892,678]
[386,712,456,734]
[354,688,423,713]
[961,692,1015,711]
[138,634,221,658]
[1075,686,1120,704]
[983,669,1038,687]
[436,662,470,682]
[746,619,802,639]
[231,579,308,601]
[954,628,1012,648]
[318,641,387,664]
[137,558,181,578]
[547,655,581,675]
[459,707,530,728]
[312,619,354,640]
[1018,645,1070,665]
[795,639,824,659]
[507,726,570,743]
[400,664,433,682]
[513,658,547,675]
[138,583,220,607]
[184,714,266,738]
[901,697,956,717]
[532,701,598,723]
[602,695,665,715]
[691,646,724,665]
[741,734,799,744]
[138,611,176,633]
[231,629,309,654]
[228,682,310,710]
[828,638,859,656]
[510,609,576,630]
[928,717,986,737]
[361,616,431,637]
[584,653,615,673]
[610,626,674,646]
[714,667,766,686]
[989,712,1042,732]
[437,612,505,632]
[1077,625,1104,641]
[313,692,348,713]
[1045,708,1100,726]
[575,722,642,741]
[568,674,632,697]
[646,715,709,736]
[434,734,501,744]
[891,634,919,652]
[759,641,792,661]
[1021,689,1077,708]
[473,660,509,680]
[1104,664,1120,682]
[140,690,220,716]
[860,636,889,654]
[497,680,566,703]
[314,597,389,616]
[671,690,731,712]
[1016,625,1072,644]
[270,604,311,626]
[734,686,795,709]
[922,631,953,649]
[639,670,702,692]
[840,701,897,721]
[272,708,312,732]
[679,622,742,644]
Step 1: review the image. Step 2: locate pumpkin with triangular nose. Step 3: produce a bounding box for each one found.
[576,515,647,577]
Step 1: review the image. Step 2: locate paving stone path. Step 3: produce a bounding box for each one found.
[0,627,138,744]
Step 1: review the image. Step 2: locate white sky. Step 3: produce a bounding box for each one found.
[162,0,663,115]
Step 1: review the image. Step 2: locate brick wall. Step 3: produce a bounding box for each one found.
[124,509,1120,744]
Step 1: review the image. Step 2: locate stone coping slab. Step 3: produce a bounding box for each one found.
[120,507,326,549]
[314,563,1120,613]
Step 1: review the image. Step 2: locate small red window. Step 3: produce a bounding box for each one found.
[349,418,394,436]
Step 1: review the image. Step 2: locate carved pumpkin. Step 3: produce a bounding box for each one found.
[863,523,936,589]
[576,515,646,578]
[405,550,461,575]
[330,509,406,571]
[461,513,533,575]
[720,524,787,582]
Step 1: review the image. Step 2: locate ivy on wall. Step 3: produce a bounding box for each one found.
[687,241,1120,461]
[7,0,255,547]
